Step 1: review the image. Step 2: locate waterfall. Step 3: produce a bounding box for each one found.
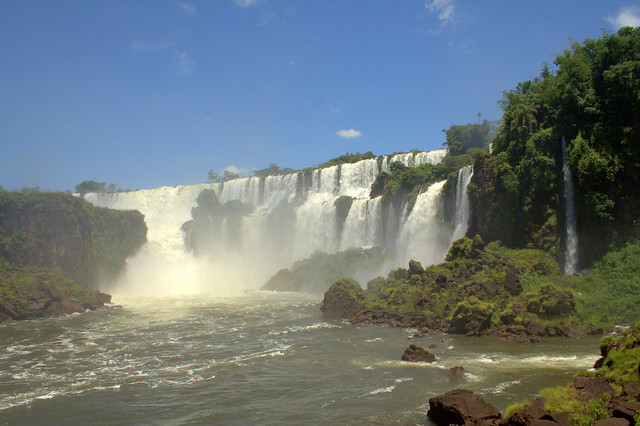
[451,165,473,242]
[562,137,579,275]
[397,181,450,267]
[85,149,470,294]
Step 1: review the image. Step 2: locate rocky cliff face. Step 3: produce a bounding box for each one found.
[0,191,147,288]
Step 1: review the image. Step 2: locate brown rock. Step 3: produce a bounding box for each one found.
[449,366,464,378]
[505,397,547,426]
[60,299,85,315]
[402,344,436,363]
[541,412,570,425]
[427,389,501,425]
[594,418,630,426]
[572,376,614,402]
[320,278,365,320]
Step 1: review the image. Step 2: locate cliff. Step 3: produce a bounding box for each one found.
[0,191,147,321]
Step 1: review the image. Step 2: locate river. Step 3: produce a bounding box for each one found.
[0,291,600,424]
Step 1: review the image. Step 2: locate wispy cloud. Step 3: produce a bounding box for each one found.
[232,0,258,7]
[337,129,363,139]
[130,40,146,52]
[224,165,249,175]
[130,39,175,52]
[173,51,194,74]
[425,0,455,24]
[607,6,640,29]
[177,1,196,16]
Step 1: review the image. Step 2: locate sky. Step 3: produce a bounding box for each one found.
[1,1,639,192]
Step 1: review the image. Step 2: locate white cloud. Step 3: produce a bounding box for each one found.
[232,0,258,7]
[337,129,363,139]
[173,51,194,74]
[224,165,249,176]
[607,6,640,29]
[425,0,455,24]
[177,1,196,16]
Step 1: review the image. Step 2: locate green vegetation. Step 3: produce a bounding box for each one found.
[0,263,111,320]
[442,120,497,156]
[507,325,640,424]
[369,153,476,211]
[334,235,640,333]
[0,191,146,288]
[468,27,640,266]
[253,163,297,177]
[207,169,241,182]
[75,180,128,195]
[318,152,376,169]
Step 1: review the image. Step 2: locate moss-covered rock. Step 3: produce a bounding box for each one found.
[320,278,365,320]
[448,296,494,334]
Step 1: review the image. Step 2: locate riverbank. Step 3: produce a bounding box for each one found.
[426,324,640,425]
[0,264,112,322]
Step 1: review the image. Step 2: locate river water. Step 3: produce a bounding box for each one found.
[0,291,599,424]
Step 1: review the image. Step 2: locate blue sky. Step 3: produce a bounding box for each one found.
[1,1,639,191]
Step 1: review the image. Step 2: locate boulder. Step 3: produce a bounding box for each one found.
[448,297,493,334]
[402,344,436,362]
[427,389,501,425]
[449,366,465,378]
[571,376,614,402]
[504,267,522,296]
[593,418,630,426]
[505,397,547,426]
[320,278,365,320]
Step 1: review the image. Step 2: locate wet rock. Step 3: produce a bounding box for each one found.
[401,344,436,363]
[449,366,464,378]
[59,299,85,316]
[427,388,501,425]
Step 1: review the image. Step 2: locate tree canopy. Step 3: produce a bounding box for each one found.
[467,27,640,266]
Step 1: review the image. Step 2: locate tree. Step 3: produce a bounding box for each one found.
[223,170,239,181]
[207,170,220,182]
[443,120,497,156]
[75,180,106,195]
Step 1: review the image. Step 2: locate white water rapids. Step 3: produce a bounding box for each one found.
[85,150,473,295]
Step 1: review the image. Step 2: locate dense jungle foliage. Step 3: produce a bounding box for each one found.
[468,27,640,267]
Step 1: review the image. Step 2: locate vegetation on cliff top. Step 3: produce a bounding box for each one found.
[0,190,147,289]
[468,27,640,267]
